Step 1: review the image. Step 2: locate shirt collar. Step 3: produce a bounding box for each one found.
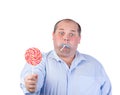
[50,50,87,63]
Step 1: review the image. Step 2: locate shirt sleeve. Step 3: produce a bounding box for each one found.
[101,67,112,95]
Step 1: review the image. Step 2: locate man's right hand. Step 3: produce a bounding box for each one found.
[24,74,38,93]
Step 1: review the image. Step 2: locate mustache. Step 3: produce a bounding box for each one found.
[60,44,70,51]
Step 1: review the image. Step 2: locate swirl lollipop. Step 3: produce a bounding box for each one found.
[25,47,42,73]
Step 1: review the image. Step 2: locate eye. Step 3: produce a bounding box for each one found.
[69,33,75,37]
[59,31,65,36]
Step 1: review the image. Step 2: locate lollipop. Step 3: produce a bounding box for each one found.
[24,47,42,95]
[25,47,42,73]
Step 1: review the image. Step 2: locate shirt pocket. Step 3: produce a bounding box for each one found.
[71,76,104,94]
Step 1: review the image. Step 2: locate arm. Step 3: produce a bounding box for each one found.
[20,61,46,95]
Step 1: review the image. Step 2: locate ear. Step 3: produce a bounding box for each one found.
[78,35,81,44]
[52,32,54,40]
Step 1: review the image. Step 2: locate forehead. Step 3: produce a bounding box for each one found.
[56,20,78,30]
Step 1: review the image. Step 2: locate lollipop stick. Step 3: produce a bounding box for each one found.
[60,45,66,51]
[31,65,34,74]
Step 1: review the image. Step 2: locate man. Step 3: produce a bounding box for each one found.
[20,19,112,95]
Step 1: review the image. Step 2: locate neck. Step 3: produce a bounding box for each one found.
[61,55,75,68]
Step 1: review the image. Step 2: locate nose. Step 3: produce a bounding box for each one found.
[63,35,69,42]
[64,38,69,41]
[62,33,70,42]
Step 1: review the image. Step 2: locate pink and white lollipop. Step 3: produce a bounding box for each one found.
[25,47,42,73]
[25,47,42,65]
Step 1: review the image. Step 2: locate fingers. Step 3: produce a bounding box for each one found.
[24,74,38,93]
[26,82,36,93]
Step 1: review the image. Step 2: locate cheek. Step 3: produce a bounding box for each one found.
[53,35,61,41]
[53,36,61,45]
[71,37,80,44]
[70,37,77,42]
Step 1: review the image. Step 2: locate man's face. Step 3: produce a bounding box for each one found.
[52,21,81,57]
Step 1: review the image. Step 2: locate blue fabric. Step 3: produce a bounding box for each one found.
[20,50,112,95]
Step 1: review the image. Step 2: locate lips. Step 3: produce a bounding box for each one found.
[60,44,70,51]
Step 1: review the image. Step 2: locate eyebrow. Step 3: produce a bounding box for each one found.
[71,30,76,32]
[58,28,64,30]
[58,28,76,32]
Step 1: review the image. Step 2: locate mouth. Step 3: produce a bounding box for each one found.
[60,44,70,51]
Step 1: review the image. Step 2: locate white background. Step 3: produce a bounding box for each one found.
[0,0,119,95]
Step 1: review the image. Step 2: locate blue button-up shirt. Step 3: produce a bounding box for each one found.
[20,50,112,95]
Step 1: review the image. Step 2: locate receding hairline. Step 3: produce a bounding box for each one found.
[53,19,81,36]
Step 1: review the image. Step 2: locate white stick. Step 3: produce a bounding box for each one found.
[31,65,34,74]
[60,45,66,51]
